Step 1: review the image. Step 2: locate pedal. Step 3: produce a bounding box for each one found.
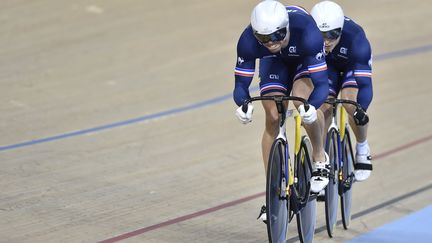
[339,174,355,194]
[316,190,325,202]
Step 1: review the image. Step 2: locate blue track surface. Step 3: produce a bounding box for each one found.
[346,205,432,243]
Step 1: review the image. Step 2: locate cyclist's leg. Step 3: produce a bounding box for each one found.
[292,77,330,192]
[340,69,373,141]
[340,72,373,181]
[292,77,326,163]
[259,57,290,174]
[344,74,373,144]
[341,87,366,141]
[319,65,342,140]
[261,92,285,172]
[257,57,290,223]
[340,87,369,151]
[320,95,333,141]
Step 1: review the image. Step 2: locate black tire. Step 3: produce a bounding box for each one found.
[340,129,355,230]
[295,136,316,243]
[266,138,290,243]
[324,128,339,237]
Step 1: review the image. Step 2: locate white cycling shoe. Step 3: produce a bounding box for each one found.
[354,152,373,182]
[310,153,330,193]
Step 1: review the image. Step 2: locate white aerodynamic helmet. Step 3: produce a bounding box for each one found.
[311,1,345,32]
[250,1,289,43]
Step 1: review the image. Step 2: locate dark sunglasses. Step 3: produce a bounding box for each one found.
[321,28,342,40]
[254,27,288,44]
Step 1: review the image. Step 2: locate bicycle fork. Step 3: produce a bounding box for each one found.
[276,109,296,200]
[276,121,290,200]
[284,111,302,199]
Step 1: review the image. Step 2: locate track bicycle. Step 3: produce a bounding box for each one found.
[242,95,317,243]
[320,98,366,236]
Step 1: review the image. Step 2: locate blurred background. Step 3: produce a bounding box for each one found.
[0,1,431,242]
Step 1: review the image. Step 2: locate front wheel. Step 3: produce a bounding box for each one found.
[340,129,355,229]
[266,138,290,243]
[324,128,339,237]
[295,136,316,243]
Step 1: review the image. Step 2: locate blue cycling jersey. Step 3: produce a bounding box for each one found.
[326,16,373,110]
[233,6,328,108]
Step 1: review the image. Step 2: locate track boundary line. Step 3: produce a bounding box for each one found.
[97,192,265,243]
[97,133,432,243]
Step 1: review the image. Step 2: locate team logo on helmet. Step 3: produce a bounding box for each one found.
[319,23,330,29]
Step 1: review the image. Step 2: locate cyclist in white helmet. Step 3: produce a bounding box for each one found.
[233,0,330,198]
[311,1,374,181]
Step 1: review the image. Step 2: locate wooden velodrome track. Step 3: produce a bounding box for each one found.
[1,0,431,242]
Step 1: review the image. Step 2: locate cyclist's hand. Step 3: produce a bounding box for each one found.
[299,104,317,124]
[235,104,254,124]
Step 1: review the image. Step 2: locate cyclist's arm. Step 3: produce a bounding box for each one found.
[233,29,258,106]
[305,57,328,108]
[351,35,373,111]
[302,27,329,108]
[233,58,255,106]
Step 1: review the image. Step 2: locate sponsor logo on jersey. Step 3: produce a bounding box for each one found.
[237,57,245,65]
[288,46,297,53]
[315,51,324,60]
[269,74,279,79]
[340,47,348,55]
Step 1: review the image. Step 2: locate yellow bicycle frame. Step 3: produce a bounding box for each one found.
[288,111,302,188]
[295,112,302,155]
[289,107,347,186]
[339,106,347,181]
[340,106,347,140]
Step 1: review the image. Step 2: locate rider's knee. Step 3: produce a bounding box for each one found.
[342,103,353,115]
[262,108,279,137]
[292,78,313,103]
[319,103,332,119]
[265,112,279,130]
